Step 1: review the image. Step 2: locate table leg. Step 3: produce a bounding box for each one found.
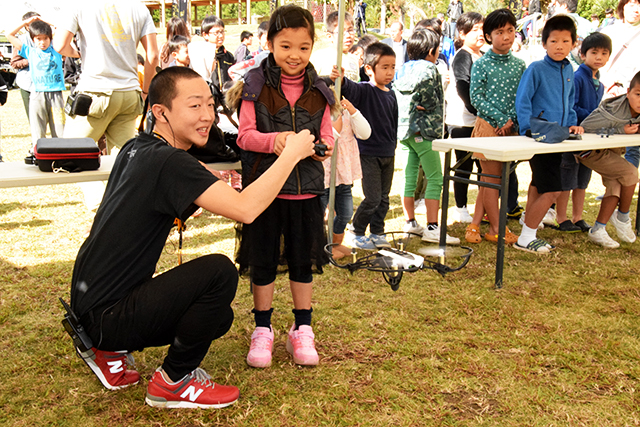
[495,161,511,289]
[440,150,452,246]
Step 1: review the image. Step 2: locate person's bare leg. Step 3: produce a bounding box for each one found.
[470,186,485,226]
[556,190,571,223]
[253,282,275,311]
[425,199,440,224]
[524,191,560,228]
[526,184,539,211]
[480,160,502,235]
[596,196,620,224]
[402,196,415,221]
[290,281,312,310]
[571,189,586,222]
[618,184,636,214]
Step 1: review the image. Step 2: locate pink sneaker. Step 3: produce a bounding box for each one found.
[246,327,274,368]
[286,324,319,366]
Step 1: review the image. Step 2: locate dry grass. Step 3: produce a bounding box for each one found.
[2,32,640,426]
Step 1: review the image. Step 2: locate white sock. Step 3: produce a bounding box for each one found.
[517,224,537,247]
[618,210,630,222]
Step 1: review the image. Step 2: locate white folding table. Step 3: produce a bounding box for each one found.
[432,133,640,288]
[0,155,241,189]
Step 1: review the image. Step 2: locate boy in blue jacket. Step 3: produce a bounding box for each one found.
[514,15,584,253]
[556,32,612,233]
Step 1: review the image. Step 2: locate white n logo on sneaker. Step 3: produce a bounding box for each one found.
[107,360,124,374]
[180,385,204,402]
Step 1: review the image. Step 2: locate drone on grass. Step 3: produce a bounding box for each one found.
[324,231,473,291]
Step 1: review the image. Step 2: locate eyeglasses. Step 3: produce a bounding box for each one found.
[209,29,226,36]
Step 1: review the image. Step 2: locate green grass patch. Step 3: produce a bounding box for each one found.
[2,48,640,426]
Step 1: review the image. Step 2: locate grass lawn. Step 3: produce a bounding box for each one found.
[2,33,640,426]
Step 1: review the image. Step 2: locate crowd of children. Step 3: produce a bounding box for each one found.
[3,3,640,374]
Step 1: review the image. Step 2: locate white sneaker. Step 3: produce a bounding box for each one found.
[542,207,557,226]
[415,198,426,214]
[519,211,544,230]
[455,206,473,223]
[422,225,460,245]
[609,210,636,243]
[588,227,620,248]
[403,219,424,235]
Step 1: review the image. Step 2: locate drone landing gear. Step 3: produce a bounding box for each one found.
[383,267,403,291]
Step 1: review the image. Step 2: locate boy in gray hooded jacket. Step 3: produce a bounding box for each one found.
[578,71,640,248]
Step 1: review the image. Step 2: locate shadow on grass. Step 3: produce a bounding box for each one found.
[0,201,82,216]
[0,219,52,230]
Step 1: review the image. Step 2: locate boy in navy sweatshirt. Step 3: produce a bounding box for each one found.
[331,43,398,249]
[556,32,612,233]
[514,15,584,253]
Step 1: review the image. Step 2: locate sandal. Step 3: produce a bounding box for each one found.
[484,227,518,245]
[465,224,482,244]
[513,238,555,254]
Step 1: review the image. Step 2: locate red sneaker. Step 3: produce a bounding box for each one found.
[145,368,240,409]
[78,347,140,390]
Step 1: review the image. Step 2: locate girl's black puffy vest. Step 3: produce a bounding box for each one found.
[240,54,334,195]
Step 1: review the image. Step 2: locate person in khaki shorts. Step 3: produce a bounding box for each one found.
[53,0,159,210]
[578,71,640,248]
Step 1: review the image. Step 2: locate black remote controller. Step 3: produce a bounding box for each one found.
[314,143,327,157]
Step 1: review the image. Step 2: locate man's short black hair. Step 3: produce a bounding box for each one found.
[149,67,203,110]
[357,34,378,49]
[240,30,253,42]
[28,20,52,40]
[364,42,395,71]
[326,10,354,33]
[202,15,224,34]
[581,32,612,55]
[630,71,640,91]
[542,15,577,44]
[483,8,517,44]
[407,29,440,61]
[415,18,442,37]
[557,0,578,13]
[605,7,614,15]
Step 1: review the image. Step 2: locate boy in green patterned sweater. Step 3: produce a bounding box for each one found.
[466,9,526,245]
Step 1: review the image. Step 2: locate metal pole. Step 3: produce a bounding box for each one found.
[327,0,345,245]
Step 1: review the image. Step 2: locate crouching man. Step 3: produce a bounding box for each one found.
[67,67,315,408]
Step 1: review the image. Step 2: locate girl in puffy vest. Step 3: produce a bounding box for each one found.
[231,4,336,369]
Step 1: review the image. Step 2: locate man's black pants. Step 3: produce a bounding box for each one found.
[83,254,238,382]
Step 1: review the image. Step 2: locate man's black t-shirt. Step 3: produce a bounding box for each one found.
[71,133,218,317]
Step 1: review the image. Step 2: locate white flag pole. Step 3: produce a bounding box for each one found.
[327,0,346,246]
